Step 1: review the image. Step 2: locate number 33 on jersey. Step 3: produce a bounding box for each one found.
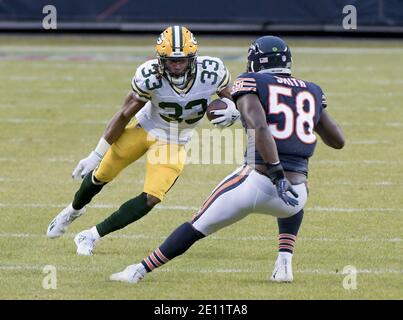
[131,56,230,144]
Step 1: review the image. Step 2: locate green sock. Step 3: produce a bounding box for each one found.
[96,193,151,237]
[72,171,106,210]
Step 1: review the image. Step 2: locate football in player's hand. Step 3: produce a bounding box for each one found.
[206,99,228,121]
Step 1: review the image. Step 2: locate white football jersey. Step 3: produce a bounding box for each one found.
[131,56,230,144]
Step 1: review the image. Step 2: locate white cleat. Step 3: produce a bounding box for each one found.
[270,254,294,283]
[74,230,97,256]
[47,204,86,239]
[110,263,147,284]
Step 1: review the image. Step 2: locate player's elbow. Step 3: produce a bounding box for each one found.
[116,109,131,122]
[331,136,345,149]
[319,125,345,149]
[253,126,271,142]
[334,130,346,149]
[334,139,345,149]
[251,122,269,133]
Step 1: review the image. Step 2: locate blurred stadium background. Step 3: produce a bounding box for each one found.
[0,0,402,300]
[1,0,403,34]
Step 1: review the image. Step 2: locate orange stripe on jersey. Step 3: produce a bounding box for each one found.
[231,77,257,95]
[237,77,256,82]
[197,166,251,215]
[233,87,256,92]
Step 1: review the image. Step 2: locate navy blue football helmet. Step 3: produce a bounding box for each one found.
[247,36,292,74]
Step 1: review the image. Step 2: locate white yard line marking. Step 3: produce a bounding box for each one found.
[308,206,403,213]
[1,176,399,186]
[0,203,198,210]
[0,157,146,163]
[320,181,396,186]
[0,118,107,125]
[0,75,107,82]
[0,232,400,243]
[329,92,403,97]
[312,160,403,165]
[1,203,403,213]
[348,140,392,145]
[0,263,401,275]
[1,117,402,128]
[0,156,401,166]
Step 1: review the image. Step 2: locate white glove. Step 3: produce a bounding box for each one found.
[210,98,240,128]
[71,137,110,180]
[71,151,102,180]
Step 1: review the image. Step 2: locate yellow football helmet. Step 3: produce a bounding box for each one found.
[155,26,198,88]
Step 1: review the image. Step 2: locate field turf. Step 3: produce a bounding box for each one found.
[0,35,402,300]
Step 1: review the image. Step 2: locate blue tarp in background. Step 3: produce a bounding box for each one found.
[0,0,402,28]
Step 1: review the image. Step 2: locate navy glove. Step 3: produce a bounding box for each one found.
[274,178,299,207]
[266,162,299,207]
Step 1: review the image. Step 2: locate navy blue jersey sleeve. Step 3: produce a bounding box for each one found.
[231,72,259,102]
[308,81,327,110]
[321,91,327,109]
[316,84,327,109]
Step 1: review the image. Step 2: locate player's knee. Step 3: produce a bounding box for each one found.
[146,194,161,207]
[93,167,115,183]
[91,171,108,185]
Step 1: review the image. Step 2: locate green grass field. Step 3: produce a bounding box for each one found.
[0,35,402,300]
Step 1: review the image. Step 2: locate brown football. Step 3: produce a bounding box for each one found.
[206,99,228,121]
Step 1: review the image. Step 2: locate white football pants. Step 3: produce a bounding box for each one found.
[192,165,308,236]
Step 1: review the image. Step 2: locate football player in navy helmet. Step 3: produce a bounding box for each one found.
[110,36,345,284]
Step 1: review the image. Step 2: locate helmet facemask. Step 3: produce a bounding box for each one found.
[158,55,197,88]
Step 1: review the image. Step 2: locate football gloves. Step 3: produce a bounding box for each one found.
[72,137,110,180]
[266,162,299,207]
[71,151,102,180]
[210,98,240,128]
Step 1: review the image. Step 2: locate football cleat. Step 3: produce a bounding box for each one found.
[46,204,86,238]
[270,254,294,283]
[110,263,147,284]
[74,229,97,256]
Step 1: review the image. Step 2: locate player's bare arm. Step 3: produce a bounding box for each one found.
[71,92,146,180]
[315,109,345,149]
[217,86,233,99]
[103,91,146,144]
[237,93,280,164]
[237,93,298,206]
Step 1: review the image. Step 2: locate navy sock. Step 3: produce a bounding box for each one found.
[141,222,205,272]
[277,209,304,254]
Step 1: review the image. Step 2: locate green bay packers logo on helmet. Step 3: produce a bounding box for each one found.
[156,26,198,88]
[156,32,164,45]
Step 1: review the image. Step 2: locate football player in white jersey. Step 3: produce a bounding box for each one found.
[109,36,345,285]
[46,26,239,256]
